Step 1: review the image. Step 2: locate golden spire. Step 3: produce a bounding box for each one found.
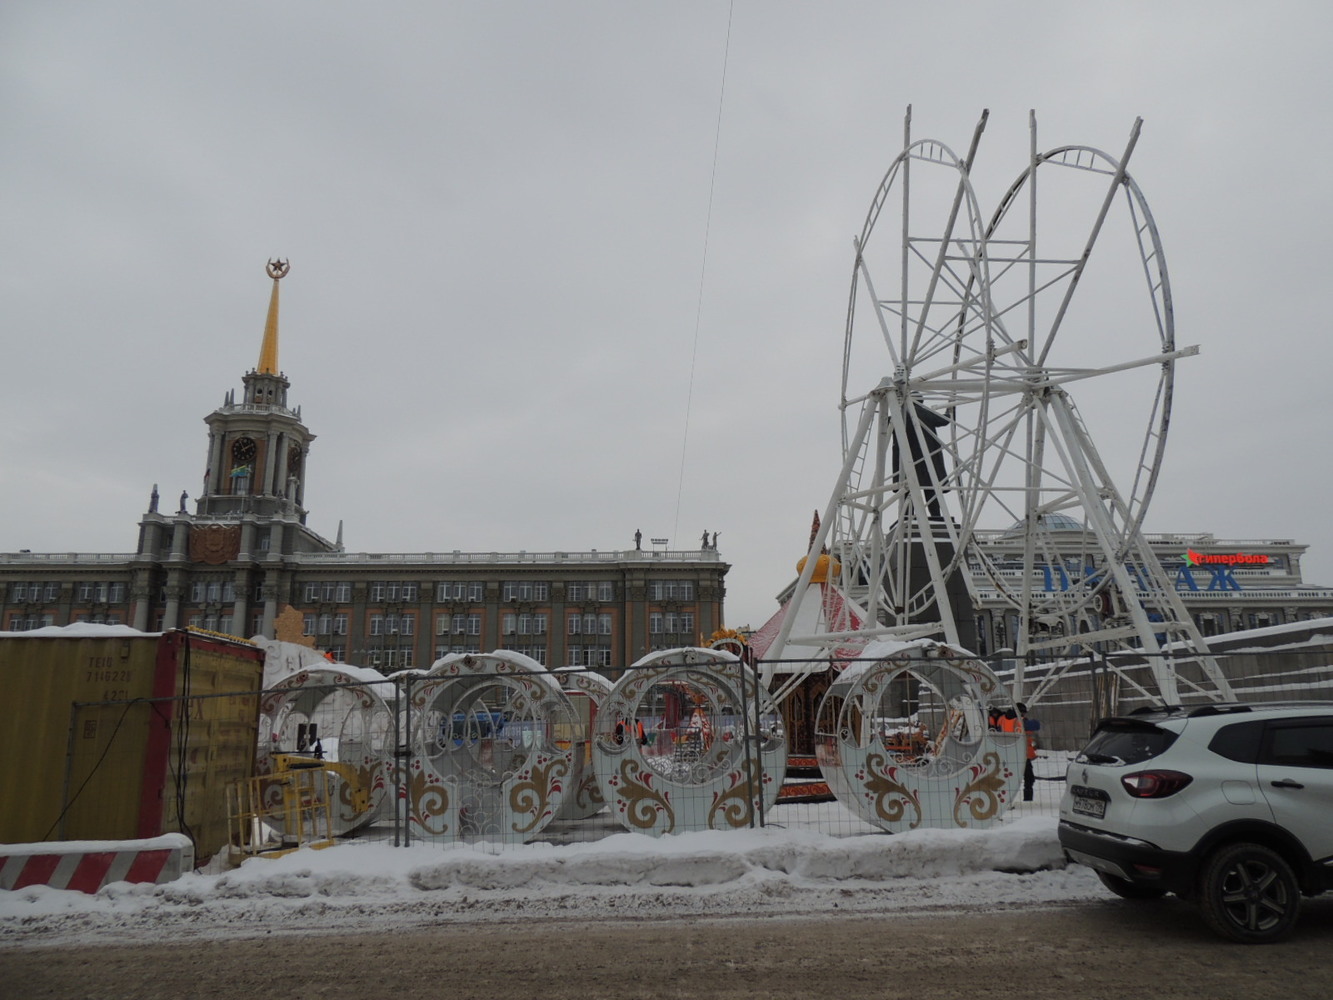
[257,258,289,375]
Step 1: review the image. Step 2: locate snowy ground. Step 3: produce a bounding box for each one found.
[0,790,1106,950]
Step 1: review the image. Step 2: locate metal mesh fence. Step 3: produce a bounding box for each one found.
[55,642,1332,857]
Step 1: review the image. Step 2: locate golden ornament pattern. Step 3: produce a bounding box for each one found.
[508,755,569,835]
[613,757,674,833]
[863,751,923,828]
[952,750,1010,827]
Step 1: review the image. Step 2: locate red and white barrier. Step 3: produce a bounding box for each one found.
[0,833,194,894]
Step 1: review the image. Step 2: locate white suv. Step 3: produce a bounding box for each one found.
[1058,702,1333,943]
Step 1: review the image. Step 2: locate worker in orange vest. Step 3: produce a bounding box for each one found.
[615,718,646,746]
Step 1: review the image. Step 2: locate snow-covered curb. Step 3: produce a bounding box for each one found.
[0,817,1089,946]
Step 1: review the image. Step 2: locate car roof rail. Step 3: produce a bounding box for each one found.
[1183,703,1252,717]
[1124,700,1333,720]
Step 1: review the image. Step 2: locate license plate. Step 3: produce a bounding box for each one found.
[1071,788,1107,819]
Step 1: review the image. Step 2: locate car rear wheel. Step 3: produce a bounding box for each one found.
[1096,870,1167,900]
[1197,842,1300,944]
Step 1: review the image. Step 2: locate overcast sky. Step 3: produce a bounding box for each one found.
[4,2,1331,629]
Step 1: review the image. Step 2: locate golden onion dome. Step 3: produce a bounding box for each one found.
[795,552,840,583]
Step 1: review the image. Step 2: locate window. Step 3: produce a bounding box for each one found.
[504,643,547,665]
[436,643,481,660]
[569,613,607,636]
[190,581,206,603]
[502,612,544,636]
[649,580,694,601]
[307,582,352,603]
[570,580,615,602]
[371,581,418,603]
[1264,722,1333,769]
[437,581,483,602]
[333,614,347,635]
[372,613,414,635]
[652,612,694,635]
[567,646,612,667]
[502,581,549,602]
[438,612,479,635]
[303,614,316,636]
[368,647,414,669]
[74,581,126,603]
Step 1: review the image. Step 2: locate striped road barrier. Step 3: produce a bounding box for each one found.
[0,833,194,894]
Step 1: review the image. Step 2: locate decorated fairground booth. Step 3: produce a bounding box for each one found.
[255,663,394,840]
[816,638,1025,831]
[404,652,579,843]
[592,648,786,836]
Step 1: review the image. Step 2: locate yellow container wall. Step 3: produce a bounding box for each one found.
[0,631,263,860]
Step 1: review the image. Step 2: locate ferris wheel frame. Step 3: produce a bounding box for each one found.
[766,109,1232,707]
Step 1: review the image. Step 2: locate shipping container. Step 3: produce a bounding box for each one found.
[0,626,264,861]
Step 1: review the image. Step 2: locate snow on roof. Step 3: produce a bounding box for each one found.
[0,623,161,639]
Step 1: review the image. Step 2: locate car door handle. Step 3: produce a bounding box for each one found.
[1270,779,1305,790]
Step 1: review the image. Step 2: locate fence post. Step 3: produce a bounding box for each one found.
[400,673,412,848]
[744,659,761,829]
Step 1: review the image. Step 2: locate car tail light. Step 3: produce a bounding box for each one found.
[1121,769,1193,798]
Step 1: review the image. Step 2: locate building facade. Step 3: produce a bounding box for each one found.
[966,520,1333,657]
[0,263,728,671]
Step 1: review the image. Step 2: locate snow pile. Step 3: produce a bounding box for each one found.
[0,816,1102,947]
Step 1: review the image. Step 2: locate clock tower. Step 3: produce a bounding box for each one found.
[129,259,336,634]
[197,258,316,519]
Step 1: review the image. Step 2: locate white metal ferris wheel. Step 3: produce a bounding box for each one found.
[769,109,1232,706]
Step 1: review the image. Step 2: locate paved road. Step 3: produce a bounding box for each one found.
[5,896,1333,999]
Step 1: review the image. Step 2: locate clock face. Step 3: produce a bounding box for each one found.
[232,437,257,463]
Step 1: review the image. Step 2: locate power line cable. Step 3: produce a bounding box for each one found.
[672,1,733,546]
